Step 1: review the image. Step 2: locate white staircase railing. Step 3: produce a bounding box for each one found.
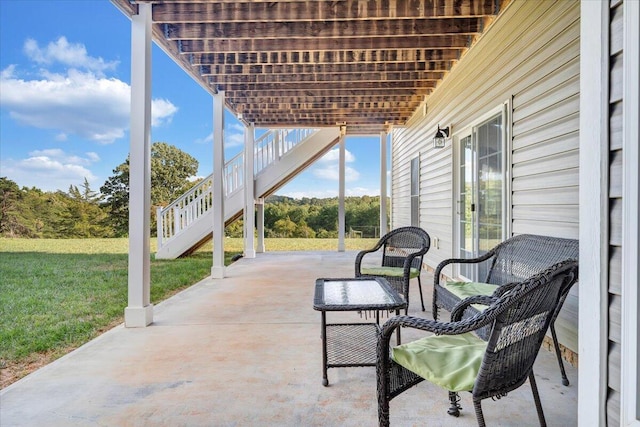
[255,128,316,174]
[156,128,317,249]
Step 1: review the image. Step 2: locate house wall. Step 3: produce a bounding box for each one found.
[607,0,624,424]
[391,0,580,351]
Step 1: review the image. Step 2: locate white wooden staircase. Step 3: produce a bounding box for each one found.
[155,127,341,259]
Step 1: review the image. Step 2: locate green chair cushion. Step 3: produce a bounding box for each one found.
[360,266,420,279]
[392,332,487,392]
[444,281,497,311]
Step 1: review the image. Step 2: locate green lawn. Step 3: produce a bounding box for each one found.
[0,237,376,388]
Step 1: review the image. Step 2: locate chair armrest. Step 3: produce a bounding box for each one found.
[450,295,496,322]
[379,306,502,350]
[355,247,381,276]
[399,250,427,277]
[433,250,497,285]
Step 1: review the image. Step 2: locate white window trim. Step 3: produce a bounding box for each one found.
[621,0,640,424]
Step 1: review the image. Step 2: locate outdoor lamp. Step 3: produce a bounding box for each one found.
[433,125,450,149]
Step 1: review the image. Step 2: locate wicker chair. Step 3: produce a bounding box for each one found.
[377,259,579,427]
[355,226,431,313]
[432,234,579,386]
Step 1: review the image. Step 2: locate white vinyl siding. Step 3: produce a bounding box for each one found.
[392,0,580,350]
[607,1,624,425]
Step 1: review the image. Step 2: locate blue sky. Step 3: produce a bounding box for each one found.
[0,0,387,199]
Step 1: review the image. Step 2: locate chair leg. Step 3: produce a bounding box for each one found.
[417,276,425,311]
[447,391,461,417]
[395,309,402,345]
[550,321,570,386]
[529,371,547,427]
[377,364,391,427]
[472,398,486,427]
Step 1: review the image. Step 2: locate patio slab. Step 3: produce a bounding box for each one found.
[1,250,577,426]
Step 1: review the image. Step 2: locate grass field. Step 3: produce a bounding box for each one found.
[0,237,377,388]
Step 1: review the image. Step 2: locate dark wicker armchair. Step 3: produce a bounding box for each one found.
[432,234,579,386]
[377,260,579,427]
[355,226,431,313]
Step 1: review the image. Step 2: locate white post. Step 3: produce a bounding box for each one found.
[380,131,388,236]
[338,134,346,252]
[578,1,609,424]
[243,123,256,258]
[256,198,266,253]
[125,2,153,327]
[211,91,225,278]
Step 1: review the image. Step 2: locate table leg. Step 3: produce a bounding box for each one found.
[321,311,329,386]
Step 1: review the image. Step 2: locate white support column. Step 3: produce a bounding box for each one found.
[256,198,266,253]
[243,123,256,258]
[338,134,346,252]
[125,2,153,327]
[211,91,225,278]
[578,1,609,424]
[380,131,388,236]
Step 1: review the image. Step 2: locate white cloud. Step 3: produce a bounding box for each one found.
[1,149,100,192]
[312,148,360,182]
[317,148,356,164]
[23,37,118,74]
[225,123,245,147]
[194,132,213,145]
[195,123,245,147]
[151,99,178,127]
[0,38,178,145]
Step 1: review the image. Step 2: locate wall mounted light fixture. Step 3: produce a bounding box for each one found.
[433,124,450,149]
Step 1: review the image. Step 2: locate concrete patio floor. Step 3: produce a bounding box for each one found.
[1,250,577,426]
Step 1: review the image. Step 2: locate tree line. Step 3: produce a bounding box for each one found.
[0,142,387,239]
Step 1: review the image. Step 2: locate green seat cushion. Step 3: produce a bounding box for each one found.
[392,332,487,392]
[444,281,497,311]
[360,266,420,279]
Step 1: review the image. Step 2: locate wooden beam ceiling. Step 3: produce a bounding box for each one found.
[114,0,504,134]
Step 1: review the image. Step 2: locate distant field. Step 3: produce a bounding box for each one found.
[0,237,378,254]
[0,237,377,388]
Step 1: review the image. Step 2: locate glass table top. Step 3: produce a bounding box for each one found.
[314,278,405,311]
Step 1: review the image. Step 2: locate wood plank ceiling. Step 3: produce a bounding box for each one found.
[112,0,504,135]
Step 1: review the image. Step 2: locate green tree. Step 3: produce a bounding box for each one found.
[100,161,130,236]
[150,142,199,205]
[0,177,29,236]
[272,217,297,237]
[57,179,111,238]
[101,142,199,236]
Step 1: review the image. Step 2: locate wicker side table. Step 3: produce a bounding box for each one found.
[313,277,406,386]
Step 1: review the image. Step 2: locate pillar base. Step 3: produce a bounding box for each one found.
[211,266,225,279]
[244,249,256,258]
[124,304,154,327]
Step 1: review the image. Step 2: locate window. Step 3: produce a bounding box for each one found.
[455,108,507,281]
